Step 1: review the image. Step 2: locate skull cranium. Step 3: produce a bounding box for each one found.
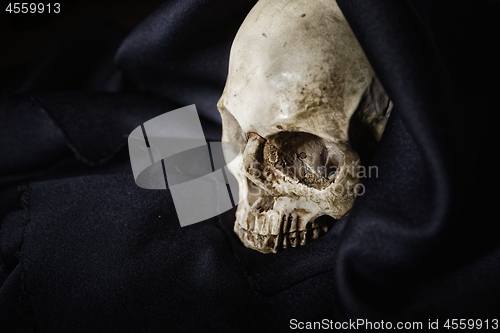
[218,0,392,253]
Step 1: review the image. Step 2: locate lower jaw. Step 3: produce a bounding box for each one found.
[234,220,330,254]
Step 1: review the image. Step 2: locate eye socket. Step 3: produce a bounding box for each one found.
[384,100,393,118]
[348,76,391,165]
[262,131,342,189]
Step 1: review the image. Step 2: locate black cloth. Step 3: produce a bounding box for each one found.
[1,0,499,332]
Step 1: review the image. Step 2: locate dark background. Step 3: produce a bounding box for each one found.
[0,1,161,76]
[1,0,500,331]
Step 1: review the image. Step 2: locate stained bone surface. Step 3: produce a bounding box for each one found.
[218,0,391,253]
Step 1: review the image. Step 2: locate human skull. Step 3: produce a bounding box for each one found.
[217,0,392,253]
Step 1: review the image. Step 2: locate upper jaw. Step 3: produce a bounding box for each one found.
[234,197,330,254]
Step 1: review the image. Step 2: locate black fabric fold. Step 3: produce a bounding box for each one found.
[115,0,259,125]
[334,0,500,320]
[30,92,180,164]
